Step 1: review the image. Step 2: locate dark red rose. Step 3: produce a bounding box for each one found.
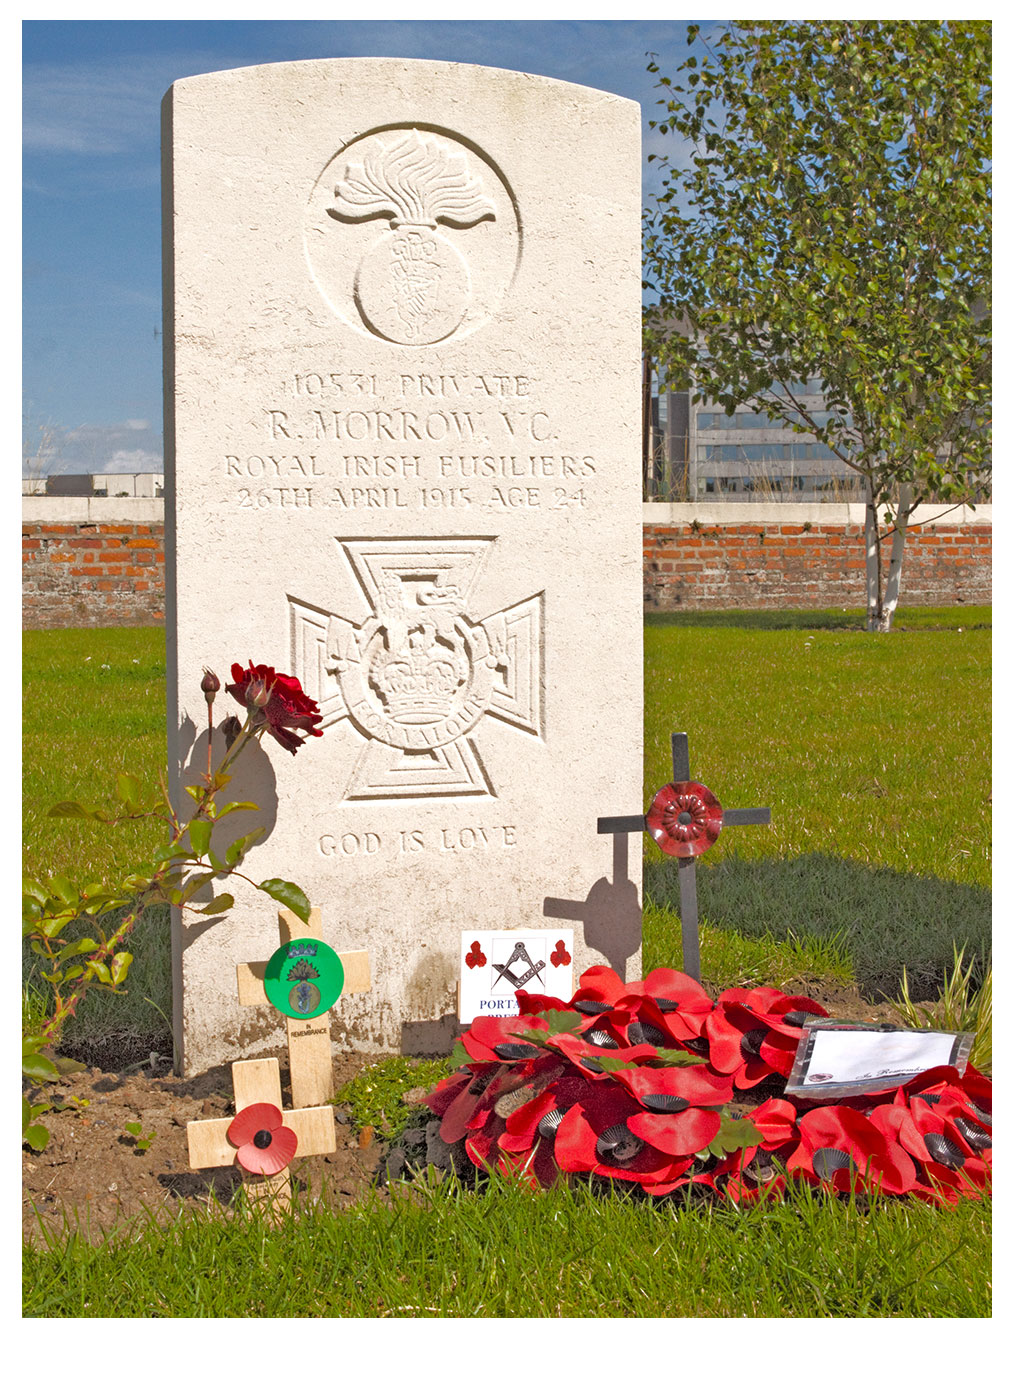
[226,661,323,754]
[201,667,220,703]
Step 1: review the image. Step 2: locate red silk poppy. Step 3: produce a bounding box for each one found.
[627,967,715,1042]
[627,1105,721,1156]
[427,967,990,1208]
[609,1062,735,1109]
[571,965,629,1008]
[458,1014,549,1065]
[889,1070,992,1202]
[786,1104,916,1196]
[226,661,323,754]
[515,991,573,1017]
[554,1083,697,1191]
[227,1102,298,1176]
[645,781,724,858]
[705,987,826,1088]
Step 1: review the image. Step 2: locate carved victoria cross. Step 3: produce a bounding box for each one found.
[289,538,543,800]
[598,733,771,983]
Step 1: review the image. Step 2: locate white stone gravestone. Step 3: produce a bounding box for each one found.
[164,58,643,1075]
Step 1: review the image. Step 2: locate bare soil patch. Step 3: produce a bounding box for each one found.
[23,1046,383,1246]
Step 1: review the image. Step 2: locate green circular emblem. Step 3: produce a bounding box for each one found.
[263,939,345,1020]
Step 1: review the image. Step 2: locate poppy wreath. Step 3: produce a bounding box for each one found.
[425,965,992,1205]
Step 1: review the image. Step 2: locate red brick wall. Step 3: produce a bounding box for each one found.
[22,511,991,627]
[644,518,991,611]
[22,519,166,629]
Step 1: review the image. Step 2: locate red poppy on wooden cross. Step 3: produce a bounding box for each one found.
[185,1056,336,1217]
[185,906,370,1220]
[598,732,770,982]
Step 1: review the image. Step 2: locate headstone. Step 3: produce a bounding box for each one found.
[164,58,643,1075]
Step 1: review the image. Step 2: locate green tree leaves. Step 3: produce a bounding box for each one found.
[643,21,991,628]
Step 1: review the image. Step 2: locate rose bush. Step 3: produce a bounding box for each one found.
[425,965,992,1206]
[23,662,322,1149]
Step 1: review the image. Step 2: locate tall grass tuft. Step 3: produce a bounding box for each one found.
[889,945,992,1073]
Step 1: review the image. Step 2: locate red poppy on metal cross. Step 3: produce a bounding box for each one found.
[598,732,770,982]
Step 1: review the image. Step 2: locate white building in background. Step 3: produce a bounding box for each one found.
[646,380,864,503]
[21,472,164,498]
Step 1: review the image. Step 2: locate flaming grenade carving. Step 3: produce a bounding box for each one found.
[328,130,497,345]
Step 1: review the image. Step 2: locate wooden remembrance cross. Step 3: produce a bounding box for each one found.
[598,732,771,983]
[186,906,371,1214]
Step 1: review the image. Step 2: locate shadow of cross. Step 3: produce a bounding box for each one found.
[236,907,371,1108]
[598,732,771,984]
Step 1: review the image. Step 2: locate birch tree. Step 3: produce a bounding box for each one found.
[643,20,991,630]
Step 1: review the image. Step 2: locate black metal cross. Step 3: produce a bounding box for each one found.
[598,732,771,983]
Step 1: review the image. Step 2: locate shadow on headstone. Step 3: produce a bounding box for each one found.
[645,852,991,1002]
[401,1014,461,1057]
[399,949,461,1055]
[177,723,279,950]
[543,833,642,981]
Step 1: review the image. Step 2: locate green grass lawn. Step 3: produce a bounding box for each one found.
[23,610,991,1317]
[23,627,169,887]
[24,1172,990,1319]
[642,611,990,1000]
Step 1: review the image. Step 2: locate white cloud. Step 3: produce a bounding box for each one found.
[101,448,163,474]
[48,422,165,474]
[22,62,165,155]
[124,419,150,431]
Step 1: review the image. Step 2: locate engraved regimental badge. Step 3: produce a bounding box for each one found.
[305,126,520,345]
[331,130,495,345]
[289,539,543,800]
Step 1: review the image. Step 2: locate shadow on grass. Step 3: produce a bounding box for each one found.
[644,607,991,632]
[644,852,991,1002]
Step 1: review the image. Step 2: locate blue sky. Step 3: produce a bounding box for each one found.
[22,18,709,476]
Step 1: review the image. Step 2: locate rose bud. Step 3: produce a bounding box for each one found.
[246,678,271,709]
[221,715,243,749]
[201,668,220,704]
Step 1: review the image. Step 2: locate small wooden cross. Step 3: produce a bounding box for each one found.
[186,1056,336,1216]
[598,732,771,983]
[186,906,370,1218]
[235,906,371,1108]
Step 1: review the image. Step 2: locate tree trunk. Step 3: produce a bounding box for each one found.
[878,482,914,632]
[864,479,883,632]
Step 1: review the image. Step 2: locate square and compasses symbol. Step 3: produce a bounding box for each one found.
[492,939,546,990]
